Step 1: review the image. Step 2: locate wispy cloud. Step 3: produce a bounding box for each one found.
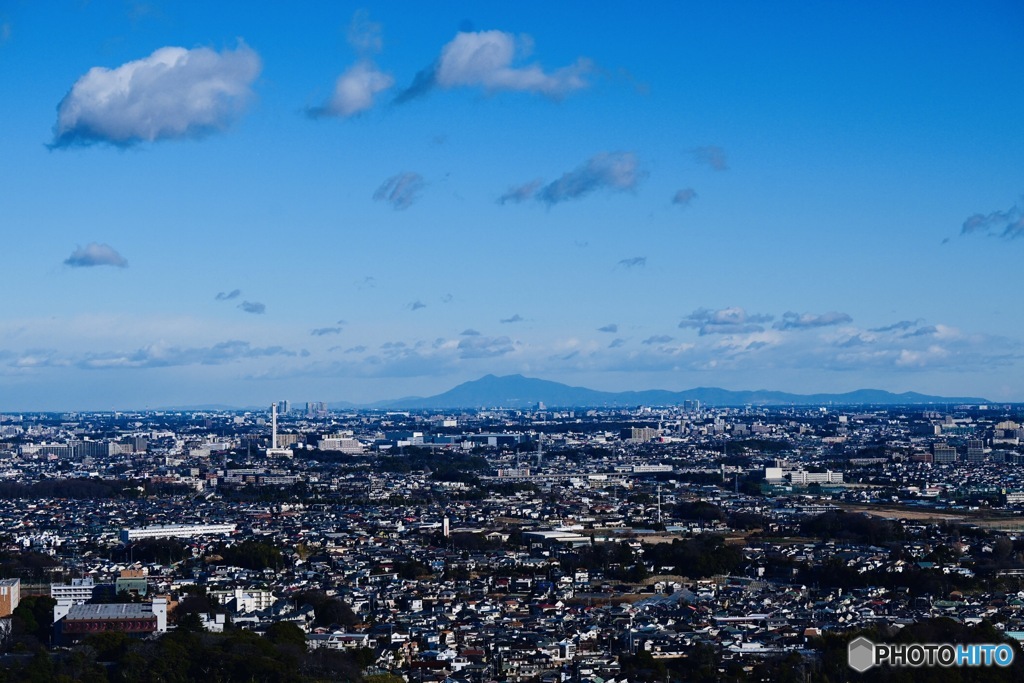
[608,338,626,348]
[79,340,292,369]
[311,327,342,336]
[961,200,1024,240]
[457,335,515,359]
[52,43,260,147]
[498,179,542,204]
[460,329,481,336]
[64,243,128,268]
[238,301,266,315]
[500,314,523,324]
[407,300,426,311]
[642,335,674,345]
[679,307,774,335]
[597,324,618,333]
[395,29,591,102]
[903,325,938,337]
[537,152,641,205]
[215,289,241,301]
[346,8,383,54]
[672,188,697,206]
[618,256,646,268]
[374,172,425,209]
[8,340,297,371]
[774,311,851,330]
[345,345,367,354]
[692,145,728,171]
[869,319,921,333]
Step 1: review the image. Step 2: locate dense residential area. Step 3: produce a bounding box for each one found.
[1,402,1024,681]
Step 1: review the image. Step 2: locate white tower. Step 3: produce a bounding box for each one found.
[266,402,292,458]
[271,402,278,449]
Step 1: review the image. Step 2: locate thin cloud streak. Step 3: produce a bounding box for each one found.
[537,152,641,205]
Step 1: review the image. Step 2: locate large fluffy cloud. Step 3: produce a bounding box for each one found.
[436,30,590,95]
[52,43,261,147]
[397,30,591,101]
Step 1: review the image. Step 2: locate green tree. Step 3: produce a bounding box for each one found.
[266,622,307,651]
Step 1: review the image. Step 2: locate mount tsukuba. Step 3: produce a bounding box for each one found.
[329,374,990,410]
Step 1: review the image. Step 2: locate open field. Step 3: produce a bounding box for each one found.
[840,502,1024,531]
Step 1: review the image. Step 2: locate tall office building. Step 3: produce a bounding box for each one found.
[966,439,985,463]
[933,443,958,464]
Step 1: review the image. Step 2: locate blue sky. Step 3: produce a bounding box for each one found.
[1,1,1022,410]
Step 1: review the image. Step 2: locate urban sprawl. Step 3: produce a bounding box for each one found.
[0,401,1023,681]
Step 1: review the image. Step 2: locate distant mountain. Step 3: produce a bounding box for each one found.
[368,374,989,409]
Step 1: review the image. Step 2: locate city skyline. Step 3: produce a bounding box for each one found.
[2,1,1023,410]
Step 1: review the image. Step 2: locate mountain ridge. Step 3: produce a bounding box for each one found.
[329,374,990,410]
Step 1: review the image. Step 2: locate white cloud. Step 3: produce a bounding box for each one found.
[64,243,128,268]
[774,311,852,330]
[5,340,294,371]
[391,28,593,103]
[53,42,261,147]
[435,30,591,97]
[679,307,774,335]
[316,62,393,117]
[458,335,516,359]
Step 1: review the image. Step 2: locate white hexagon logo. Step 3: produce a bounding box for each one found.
[848,636,875,673]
